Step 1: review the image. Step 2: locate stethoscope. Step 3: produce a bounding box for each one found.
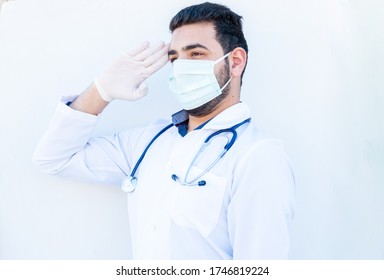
[121,118,251,192]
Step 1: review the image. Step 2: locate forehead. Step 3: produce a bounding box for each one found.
[170,22,223,52]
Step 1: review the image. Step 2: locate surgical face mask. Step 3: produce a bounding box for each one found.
[168,52,232,110]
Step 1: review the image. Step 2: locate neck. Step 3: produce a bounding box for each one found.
[187,95,240,132]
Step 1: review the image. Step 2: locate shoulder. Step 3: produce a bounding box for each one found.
[233,122,286,161]
[233,123,295,189]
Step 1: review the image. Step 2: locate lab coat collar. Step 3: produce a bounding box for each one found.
[203,102,251,130]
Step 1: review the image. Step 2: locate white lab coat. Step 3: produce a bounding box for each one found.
[33,98,296,259]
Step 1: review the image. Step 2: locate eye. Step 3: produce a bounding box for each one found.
[191,52,203,58]
[169,56,177,63]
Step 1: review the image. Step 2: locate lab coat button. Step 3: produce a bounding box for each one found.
[150,225,156,232]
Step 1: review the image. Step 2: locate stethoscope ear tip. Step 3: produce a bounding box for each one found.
[197,180,206,186]
[125,118,250,191]
[171,174,205,187]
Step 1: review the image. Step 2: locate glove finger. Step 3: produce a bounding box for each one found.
[142,43,169,67]
[146,54,169,76]
[124,41,150,57]
[134,41,165,62]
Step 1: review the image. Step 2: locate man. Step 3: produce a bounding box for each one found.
[33,2,295,259]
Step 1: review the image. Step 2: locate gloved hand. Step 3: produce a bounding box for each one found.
[94,41,169,102]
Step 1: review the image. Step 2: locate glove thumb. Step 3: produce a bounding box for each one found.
[131,82,148,100]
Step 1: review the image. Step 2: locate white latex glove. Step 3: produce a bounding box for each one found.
[94,41,169,102]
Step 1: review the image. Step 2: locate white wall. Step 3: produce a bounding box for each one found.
[0,0,383,259]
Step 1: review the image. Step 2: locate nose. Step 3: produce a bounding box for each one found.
[177,53,189,60]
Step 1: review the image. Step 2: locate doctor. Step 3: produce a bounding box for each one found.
[33,2,295,259]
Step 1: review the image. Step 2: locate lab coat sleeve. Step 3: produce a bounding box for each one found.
[228,139,296,259]
[33,99,132,186]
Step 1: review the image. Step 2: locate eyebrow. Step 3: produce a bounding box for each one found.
[168,43,209,56]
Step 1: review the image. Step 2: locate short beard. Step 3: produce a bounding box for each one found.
[187,60,231,117]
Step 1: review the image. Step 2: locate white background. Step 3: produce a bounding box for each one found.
[0,0,383,259]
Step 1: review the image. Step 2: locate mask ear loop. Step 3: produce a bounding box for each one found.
[216,52,233,91]
[214,51,232,64]
[220,76,232,91]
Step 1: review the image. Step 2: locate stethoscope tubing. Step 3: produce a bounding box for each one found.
[129,123,174,178]
[122,118,251,192]
[180,118,251,185]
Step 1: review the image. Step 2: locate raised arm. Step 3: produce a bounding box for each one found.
[70,41,169,115]
[33,42,169,185]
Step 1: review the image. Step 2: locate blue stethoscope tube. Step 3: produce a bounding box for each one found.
[121,123,173,192]
[171,118,251,187]
[121,118,251,192]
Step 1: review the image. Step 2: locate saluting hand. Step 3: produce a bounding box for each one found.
[95,41,169,102]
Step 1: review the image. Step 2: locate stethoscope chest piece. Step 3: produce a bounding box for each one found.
[121,176,138,193]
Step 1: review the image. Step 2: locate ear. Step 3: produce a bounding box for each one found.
[229,47,247,77]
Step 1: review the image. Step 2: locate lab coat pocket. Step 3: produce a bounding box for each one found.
[167,166,227,237]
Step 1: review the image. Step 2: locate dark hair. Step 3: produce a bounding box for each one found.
[169,2,248,82]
